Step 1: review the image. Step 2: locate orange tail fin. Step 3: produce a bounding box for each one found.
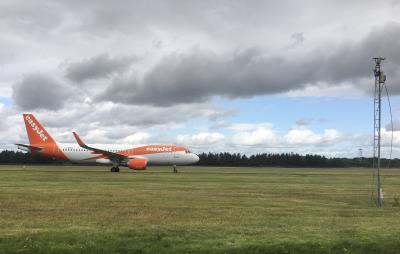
[23,114,56,146]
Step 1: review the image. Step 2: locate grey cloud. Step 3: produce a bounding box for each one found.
[296,118,329,126]
[57,0,385,41]
[99,104,232,127]
[60,0,265,35]
[296,118,312,126]
[37,102,232,129]
[0,41,14,65]
[12,73,72,110]
[97,22,400,106]
[0,1,393,53]
[0,1,64,34]
[98,49,314,106]
[317,23,400,84]
[386,120,400,131]
[65,54,136,83]
[290,33,305,47]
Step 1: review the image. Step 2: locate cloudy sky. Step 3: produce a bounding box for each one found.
[1,0,400,157]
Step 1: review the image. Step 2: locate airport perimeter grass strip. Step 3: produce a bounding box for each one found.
[0,165,399,253]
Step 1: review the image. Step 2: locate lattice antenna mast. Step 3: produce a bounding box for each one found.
[373,57,386,207]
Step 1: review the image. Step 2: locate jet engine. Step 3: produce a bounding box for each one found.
[127,158,147,170]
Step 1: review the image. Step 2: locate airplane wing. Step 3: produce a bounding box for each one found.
[15,144,44,152]
[72,132,127,160]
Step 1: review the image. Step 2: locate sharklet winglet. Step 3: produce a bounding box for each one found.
[72,132,86,148]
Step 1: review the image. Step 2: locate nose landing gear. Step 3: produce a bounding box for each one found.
[173,164,178,173]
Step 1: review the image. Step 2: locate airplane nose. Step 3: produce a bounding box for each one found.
[193,154,200,163]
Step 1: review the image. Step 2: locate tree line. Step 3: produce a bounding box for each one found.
[197,152,400,168]
[0,150,60,164]
[1,150,399,168]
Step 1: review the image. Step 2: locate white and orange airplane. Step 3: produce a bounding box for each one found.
[16,114,199,172]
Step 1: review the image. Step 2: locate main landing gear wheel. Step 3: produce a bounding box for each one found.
[111,167,120,172]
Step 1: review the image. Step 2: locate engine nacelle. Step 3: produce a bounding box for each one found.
[95,158,113,165]
[127,158,147,170]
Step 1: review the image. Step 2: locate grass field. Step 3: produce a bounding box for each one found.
[0,165,400,254]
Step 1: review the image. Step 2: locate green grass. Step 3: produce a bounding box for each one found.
[0,165,400,253]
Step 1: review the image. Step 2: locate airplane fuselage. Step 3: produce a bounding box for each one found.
[18,142,199,166]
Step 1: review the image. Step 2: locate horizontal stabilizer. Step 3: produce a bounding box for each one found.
[15,143,44,152]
